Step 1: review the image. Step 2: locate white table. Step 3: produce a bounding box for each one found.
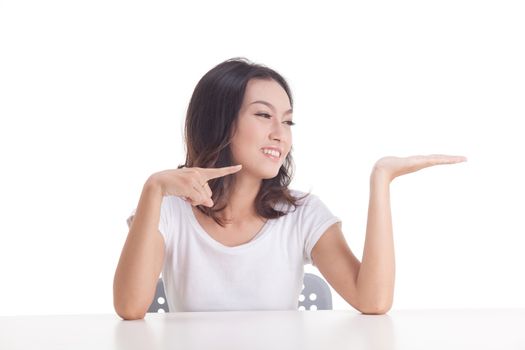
[1,309,524,349]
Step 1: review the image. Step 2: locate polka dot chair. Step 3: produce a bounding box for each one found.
[147,273,333,313]
[147,278,170,313]
[298,272,333,311]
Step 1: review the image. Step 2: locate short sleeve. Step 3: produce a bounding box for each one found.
[299,194,342,266]
[125,195,174,244]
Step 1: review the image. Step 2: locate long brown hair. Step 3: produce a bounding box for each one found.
[179,57,310,227]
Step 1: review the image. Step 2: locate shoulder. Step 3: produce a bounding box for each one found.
[126,195,186,232]
[284,189,339,227]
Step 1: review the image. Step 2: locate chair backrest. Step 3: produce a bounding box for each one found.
[147,273,332,313]
[298,272,333,310]
[147,278,169,313]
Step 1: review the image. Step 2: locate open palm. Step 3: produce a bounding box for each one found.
[374,154,468,181]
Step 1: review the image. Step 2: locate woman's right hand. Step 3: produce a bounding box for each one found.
[147,164,243,207]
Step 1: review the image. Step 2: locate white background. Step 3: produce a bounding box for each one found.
[1,0,524,316]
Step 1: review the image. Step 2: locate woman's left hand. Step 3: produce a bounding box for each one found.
[373,154,468,182]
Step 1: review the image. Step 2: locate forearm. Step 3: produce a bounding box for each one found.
[356,168,395,313]
[113,178,165,318]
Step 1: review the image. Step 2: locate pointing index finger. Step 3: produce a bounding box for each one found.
[201,164,243,181]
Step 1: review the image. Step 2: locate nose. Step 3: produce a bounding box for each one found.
[268,119,289,142]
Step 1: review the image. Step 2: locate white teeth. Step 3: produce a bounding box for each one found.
[262,149,280,158]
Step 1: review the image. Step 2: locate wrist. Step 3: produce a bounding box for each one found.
[371,166,393,184]
[144,175,164,196]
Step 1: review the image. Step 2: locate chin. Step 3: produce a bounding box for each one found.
[248,166,280,180]
[261,173,279,180]
[261,167,281,180]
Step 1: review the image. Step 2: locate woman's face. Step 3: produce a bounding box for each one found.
[230,78,294,180]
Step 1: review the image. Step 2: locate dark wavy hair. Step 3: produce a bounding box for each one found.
[178,57,310,227]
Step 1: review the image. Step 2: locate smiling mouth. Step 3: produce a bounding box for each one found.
[261,150,281,162]
[261,148,281,157]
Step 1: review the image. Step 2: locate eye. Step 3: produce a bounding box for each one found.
[255,113,296,126]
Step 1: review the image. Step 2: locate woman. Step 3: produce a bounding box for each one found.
[113,57,467,320]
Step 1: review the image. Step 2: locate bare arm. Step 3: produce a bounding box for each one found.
[311,169,394,315]
[356,155,467,311]
[113,177,166,320]
[312,155,466,314]
[355,168,395,313]
[112,164,243,320]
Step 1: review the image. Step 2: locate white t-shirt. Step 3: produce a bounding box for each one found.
[127,189,341,312]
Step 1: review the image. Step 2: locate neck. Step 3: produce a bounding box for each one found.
[221,172,262,224]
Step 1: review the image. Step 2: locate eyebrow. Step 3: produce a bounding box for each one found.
[249,100,293,115]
